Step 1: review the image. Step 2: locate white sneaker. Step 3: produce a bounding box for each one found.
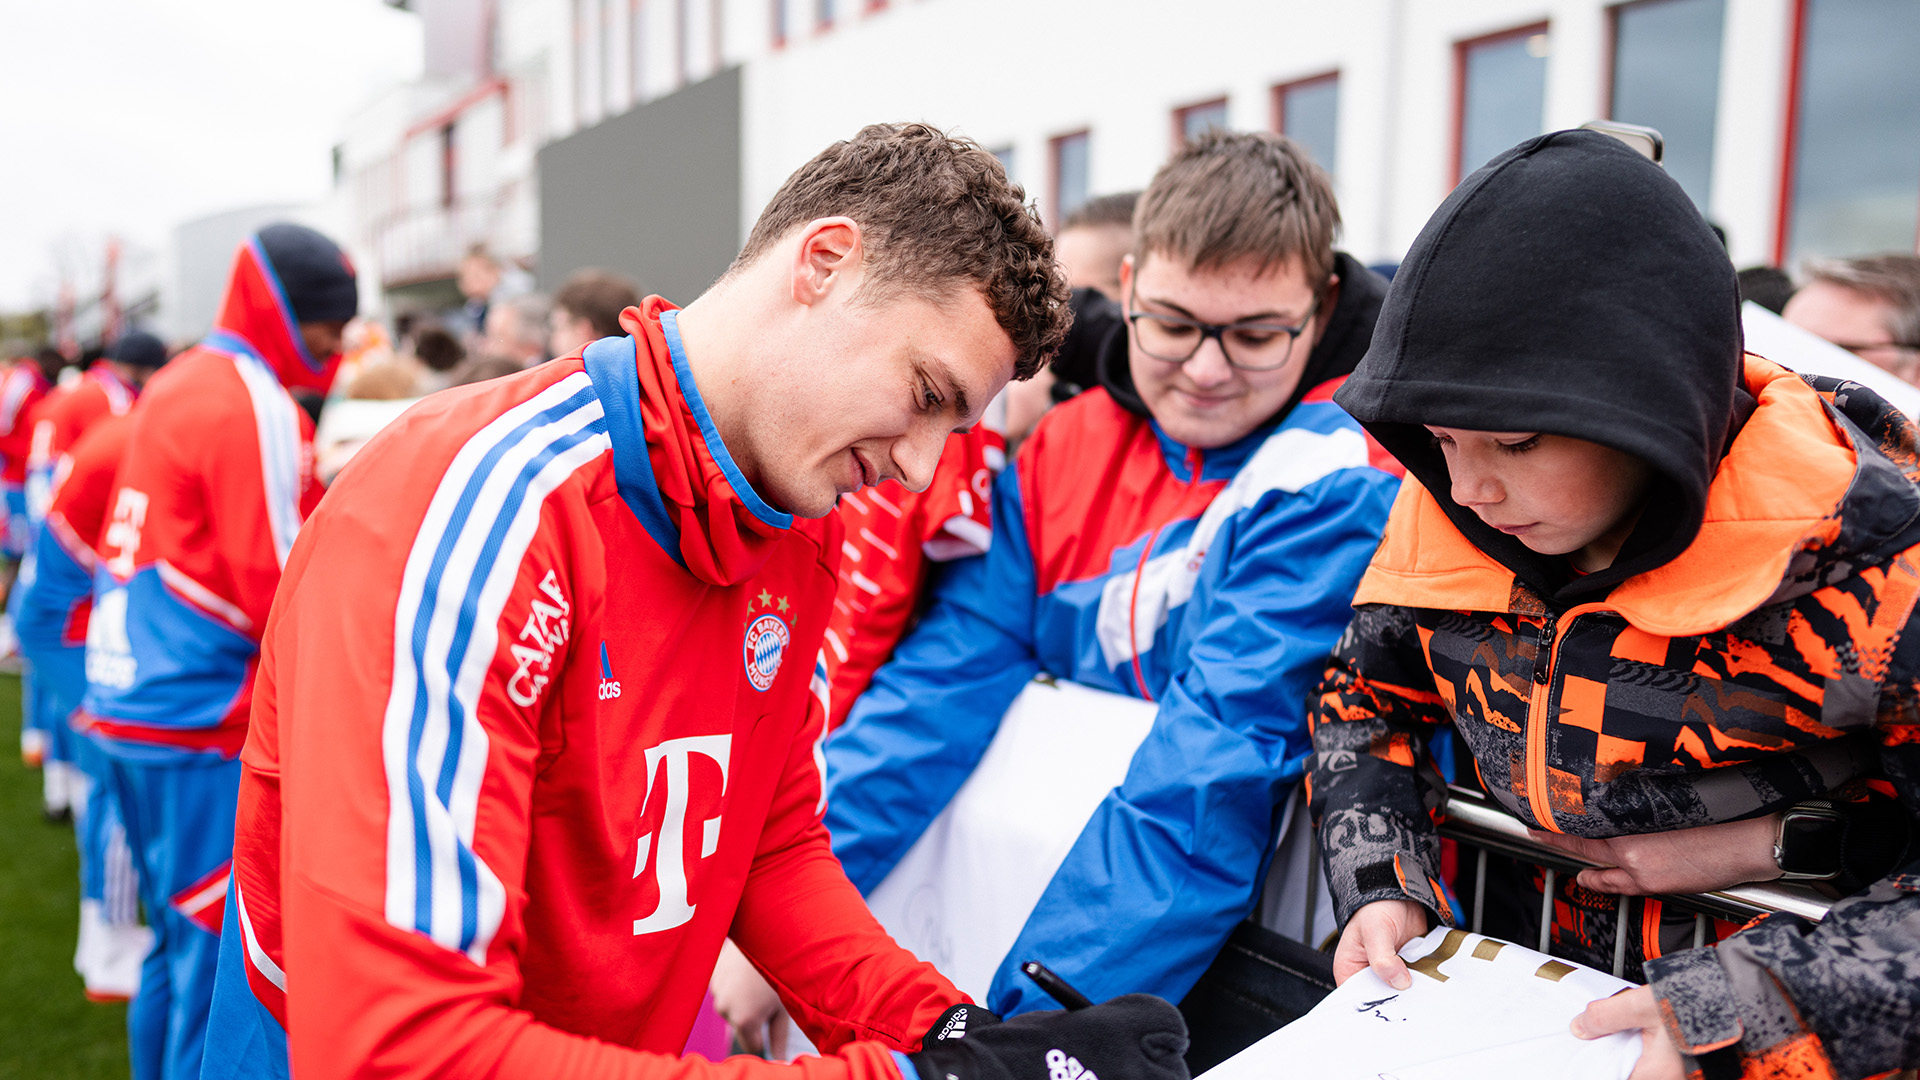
[42,758,77,820]
[20,725,46,767]
[74,899,104,981]
[0,614,20,674]
[84,914,151,1003]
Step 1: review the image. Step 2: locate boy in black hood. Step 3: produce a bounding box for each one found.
[1311,129,1920,1080]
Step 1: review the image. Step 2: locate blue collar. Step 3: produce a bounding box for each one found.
[1147,414,1274,484]
[658,310,792,530]
[203,330,274,377]
[583,335,685,567]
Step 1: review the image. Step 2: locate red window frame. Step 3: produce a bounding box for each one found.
[1451,21,1551,189]
[1171,97,1229,153]
[1772,0,1809,266]
[1270,70,1339,138]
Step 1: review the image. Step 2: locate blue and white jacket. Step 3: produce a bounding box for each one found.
[825,353,1401,1013]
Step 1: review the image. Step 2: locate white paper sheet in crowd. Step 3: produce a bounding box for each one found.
[864,678,1160,1002]
[863,677,1335,1004]
[1199,927,1642,1080]
[1743,301,1920,418]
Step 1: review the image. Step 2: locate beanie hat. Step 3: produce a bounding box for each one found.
[255,223,358,324]
[111,330,168,369]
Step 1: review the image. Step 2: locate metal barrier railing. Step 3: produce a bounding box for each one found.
[1437,785,1834,980]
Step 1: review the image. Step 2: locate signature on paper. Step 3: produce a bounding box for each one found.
[1356,995,1407,1022]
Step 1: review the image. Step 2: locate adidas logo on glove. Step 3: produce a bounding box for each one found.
[1046,1048,1098,1080]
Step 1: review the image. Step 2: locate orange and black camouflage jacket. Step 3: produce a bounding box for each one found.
[1310,357,1920,1080]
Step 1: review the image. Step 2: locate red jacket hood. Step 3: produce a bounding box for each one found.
[210,235,343,394]
[620,297,793,586]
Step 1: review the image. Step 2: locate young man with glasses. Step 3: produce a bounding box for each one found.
[822,131,1399,1016]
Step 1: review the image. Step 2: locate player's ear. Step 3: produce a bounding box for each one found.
[1118,253,1136,316]
[790,217,863,308]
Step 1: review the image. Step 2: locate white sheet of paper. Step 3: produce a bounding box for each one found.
[1743,301,1920,418]
[864,678,1159,1001]
[1199,928,1642,1080]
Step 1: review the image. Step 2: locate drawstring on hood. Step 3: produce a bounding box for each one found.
[1334,129,1743,605]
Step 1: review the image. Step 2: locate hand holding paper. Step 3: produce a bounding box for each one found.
[1201,927,1643,1080]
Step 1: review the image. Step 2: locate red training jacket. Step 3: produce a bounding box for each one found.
[218,299,963,1079]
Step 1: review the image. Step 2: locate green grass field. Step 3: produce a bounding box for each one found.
[0,674,130,1079]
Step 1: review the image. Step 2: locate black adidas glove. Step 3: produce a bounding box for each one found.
[906,996,1189,1080]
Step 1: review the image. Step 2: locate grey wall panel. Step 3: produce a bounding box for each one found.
[537,66,742,305]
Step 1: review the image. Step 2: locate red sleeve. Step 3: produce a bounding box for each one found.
[140,364,318,633]
[47,414,132,558]
[276,484,922,1080]
[730,683,966,1051]
[821,427,1004,727]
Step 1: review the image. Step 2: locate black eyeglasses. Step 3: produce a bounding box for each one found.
[1126,288,1320,371]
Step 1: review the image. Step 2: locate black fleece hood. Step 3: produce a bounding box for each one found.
[1334,129,1743,605]
[1050,251,1390,426]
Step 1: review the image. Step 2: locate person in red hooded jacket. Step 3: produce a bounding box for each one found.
[197,124,1190,1080]
[77,223,356,1080]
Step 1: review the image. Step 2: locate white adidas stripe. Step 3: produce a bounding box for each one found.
[230,352,305,568]
[382,372,610,964]
[1096,425,1371,669]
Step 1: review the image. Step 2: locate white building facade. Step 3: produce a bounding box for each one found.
[331,0,1920,309]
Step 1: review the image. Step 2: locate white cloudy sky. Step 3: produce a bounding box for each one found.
[0,0,423,311]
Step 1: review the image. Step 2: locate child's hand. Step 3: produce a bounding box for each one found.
[1526,815,1782,896]
[1332,898,1429,989]
[1571,986,1684,1080]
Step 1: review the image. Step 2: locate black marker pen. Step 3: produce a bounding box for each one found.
[1020,961,1094,1011]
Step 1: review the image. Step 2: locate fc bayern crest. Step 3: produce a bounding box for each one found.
[742,613,791,692]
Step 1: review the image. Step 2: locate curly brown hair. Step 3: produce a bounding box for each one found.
[733,123,1071,380]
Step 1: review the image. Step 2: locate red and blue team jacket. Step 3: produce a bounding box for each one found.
[15,414,134,713]
[823,422,1002,729]
[0,361,52,553]
[0,360,51,486]
[79,236,335,761]
[201,299,963,1080]
[24,364,137,521]
[824,382,1402,1014]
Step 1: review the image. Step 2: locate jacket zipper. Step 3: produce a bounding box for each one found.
[1525,613,1561,832]
[1524,603,1612,834]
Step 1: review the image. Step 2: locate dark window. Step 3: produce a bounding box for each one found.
[770,0,786,46]
[817,0,833,30]
[631,0,646,99]
[1052,131,1090,226]
[1275,74,1339,177]
[1784,0,1920,260]
[1173,98,1229,148]
[1455,25,1550,184]
[675,0,687,85]
[332,145,345,187]
[1609,0,1725,213]
[990,145,1017,184]
[440,123,457,209]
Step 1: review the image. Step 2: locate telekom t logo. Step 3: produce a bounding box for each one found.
[631,734,731,935]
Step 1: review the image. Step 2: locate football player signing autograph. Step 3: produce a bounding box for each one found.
[198,124,1191,1080]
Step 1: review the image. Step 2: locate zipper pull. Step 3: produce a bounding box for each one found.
[1534,617,1558,685]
